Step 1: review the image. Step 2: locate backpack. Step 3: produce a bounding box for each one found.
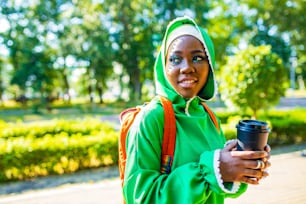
[118,95,219,187]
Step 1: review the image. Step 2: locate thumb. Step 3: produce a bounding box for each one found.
[223,139,237,151]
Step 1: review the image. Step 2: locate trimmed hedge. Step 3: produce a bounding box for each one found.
[220,108,306,147]
[262,109,306,146]
[0,119,118,183]
[0,108,305,183]
[0,119,104,139]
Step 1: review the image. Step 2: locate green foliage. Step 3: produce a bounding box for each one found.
[0,119,118,183]
[220,108,306,147]
[0,119,113,138]
[244,0,305,64]
[0,108,305,183]
[250,30,291,65]
[219,45,288,118]
[0,0,305,105]
[261,109,306,146]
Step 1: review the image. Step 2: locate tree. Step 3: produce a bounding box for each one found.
[241,0,306,87]
[70,1,114,104]
[219,45,288,119]
[108,0,156,101]
[250,30,291,65]
[1,0,304,105]
[1,0,66,107]
[0,57,3,105]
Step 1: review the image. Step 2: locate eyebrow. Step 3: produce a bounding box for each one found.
[169,50,206,55]
[191,50,205,54]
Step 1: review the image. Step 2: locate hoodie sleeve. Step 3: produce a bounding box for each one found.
[122,105,247,204]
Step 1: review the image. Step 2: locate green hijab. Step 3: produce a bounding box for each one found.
[154,16,217,102]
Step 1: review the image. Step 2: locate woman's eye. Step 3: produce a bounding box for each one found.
[169,56,182,65]
[193,56,207,62]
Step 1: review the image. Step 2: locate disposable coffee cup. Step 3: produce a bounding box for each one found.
[236,120,270,151]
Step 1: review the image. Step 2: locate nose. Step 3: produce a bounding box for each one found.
[180,59,195,73]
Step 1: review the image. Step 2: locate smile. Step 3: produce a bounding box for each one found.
[179,78,198,88]
[181,80,196,84]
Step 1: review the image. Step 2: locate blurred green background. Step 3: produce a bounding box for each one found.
[0,0,305,183]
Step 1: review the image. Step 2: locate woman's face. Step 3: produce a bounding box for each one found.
[165,35,210,99]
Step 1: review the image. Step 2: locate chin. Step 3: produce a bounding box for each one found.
[177,88,199,99]
[181,94,197,99]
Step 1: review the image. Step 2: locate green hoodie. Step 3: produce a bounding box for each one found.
[123,16,247,204]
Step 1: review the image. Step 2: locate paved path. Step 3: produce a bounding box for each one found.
[226,150,306,204]
[0,144,305,204]
[0,178,123,204]
[276,97,306,109]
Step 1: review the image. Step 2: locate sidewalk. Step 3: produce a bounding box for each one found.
[226,149,306,204]
[0,144,305,204]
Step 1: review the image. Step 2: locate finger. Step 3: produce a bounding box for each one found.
[238,159,262,170]
[243,169,264,179]
[248,159,271,171]
[256,170,269,182]
[243,171,269,184]
[231,150,268,160]
[241,176,259,185]
[262,153,271,162]
[262,170,269,178]
[253,160,262,169]
[224,140,237,151]
[264,144,271,153]
[257,160,265,169]
[263,160,271,169]
[264,145,271,161]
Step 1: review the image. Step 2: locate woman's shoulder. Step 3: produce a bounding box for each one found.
[140,98,165,120]
[129,98,165,135]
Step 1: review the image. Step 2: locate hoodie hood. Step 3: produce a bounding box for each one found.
[154,16,217,104]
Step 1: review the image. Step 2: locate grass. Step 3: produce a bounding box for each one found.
[0,100,126,122]
[0,89,305,122]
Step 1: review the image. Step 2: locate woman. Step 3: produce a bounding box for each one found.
[123,16,270,204]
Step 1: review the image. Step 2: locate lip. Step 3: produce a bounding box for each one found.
[179,77,198,83]
[178,77,198,88]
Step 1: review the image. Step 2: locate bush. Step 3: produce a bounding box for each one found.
[0,108,305,183]
[0,118,109,139]
[221,108,306,147]
[263,109,306,146]
[219,45,288,118]
[0,119,118,183]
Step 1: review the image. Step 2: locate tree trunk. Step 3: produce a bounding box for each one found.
[0,75,3,107]
[88,85,94,103]
[61,64,71,103]
[97,82,103,104]
[118,74,124,101]
[129,66,142,102]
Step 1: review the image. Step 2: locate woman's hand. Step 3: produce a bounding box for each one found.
[219,140,271,185]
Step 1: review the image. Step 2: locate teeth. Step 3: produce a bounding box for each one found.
[182,80,195,84]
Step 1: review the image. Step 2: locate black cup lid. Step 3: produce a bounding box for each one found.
[237,119,270,132]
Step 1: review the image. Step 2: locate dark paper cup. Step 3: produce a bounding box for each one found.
[236,120,270,151]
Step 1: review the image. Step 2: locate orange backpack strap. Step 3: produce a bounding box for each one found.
[159,96,176,174]
[201,102,220,132]
[118,96,176,188]
[118,106,142,186]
